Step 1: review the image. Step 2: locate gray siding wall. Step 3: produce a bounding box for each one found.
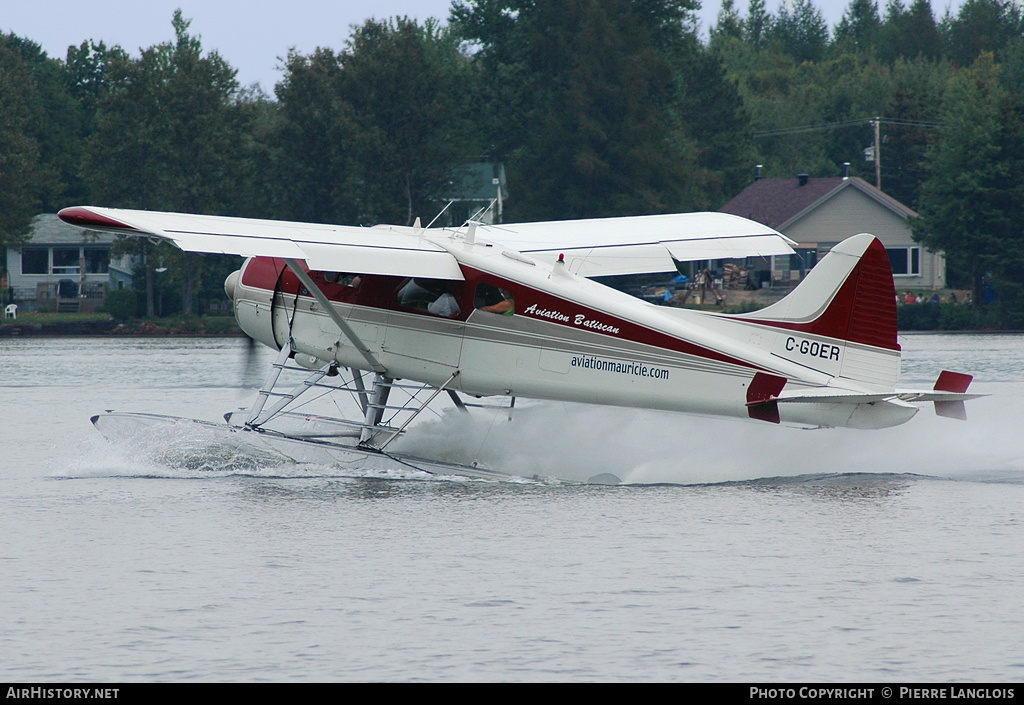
[784,186,944,289]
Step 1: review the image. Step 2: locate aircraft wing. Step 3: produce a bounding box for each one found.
[59,206,795,281]
[57,206,466,280]
[468,212,797,277]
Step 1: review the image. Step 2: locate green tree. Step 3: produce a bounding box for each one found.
[914,53,1023,310]
[271,48,358,224]
[0,34,55,247]
[768,0,829,64]
[272,18,476,227]
[710,0,745,46]
[0,34,83,212]
[893,0,942,61]
[941,0,1023,67]
[84,11,250,315]
[340,18,477,226]
[678,41,754,207]
[834,0,881,54]
[452,0,750,220]
[744,0,772,48]
[878,57,950,207]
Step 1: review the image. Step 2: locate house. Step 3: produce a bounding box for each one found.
[718,175,945,290]
[5,213,136,312]
[439,162,508,226]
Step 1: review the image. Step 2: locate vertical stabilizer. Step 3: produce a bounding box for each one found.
[735,234,900,389]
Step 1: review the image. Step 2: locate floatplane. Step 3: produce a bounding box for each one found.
[58,205,982,482]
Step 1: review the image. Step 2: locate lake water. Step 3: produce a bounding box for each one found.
[1,334,1022,682]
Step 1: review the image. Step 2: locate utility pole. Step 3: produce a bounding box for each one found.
[872,117,881,190]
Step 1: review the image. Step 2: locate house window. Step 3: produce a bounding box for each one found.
[887,247,920,276]
[52,247,81,274]
[21,248,48,274]
[84,248,109,274]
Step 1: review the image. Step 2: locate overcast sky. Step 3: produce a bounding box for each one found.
[5,1,964,94]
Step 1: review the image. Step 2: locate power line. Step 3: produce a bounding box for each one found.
[753,116,946,138]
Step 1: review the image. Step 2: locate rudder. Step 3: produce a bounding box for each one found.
[736,233,901,389]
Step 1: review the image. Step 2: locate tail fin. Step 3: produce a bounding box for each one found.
[737,234,900,388]
[932,370,974,420]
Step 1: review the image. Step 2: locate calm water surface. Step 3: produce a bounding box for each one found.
[1,334,1022,681]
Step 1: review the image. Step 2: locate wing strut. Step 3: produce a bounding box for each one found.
[283,258,387,375]
[447,390,469,413]
[246,342,293,426]
[351,368,369,415]
[374,371,461,452]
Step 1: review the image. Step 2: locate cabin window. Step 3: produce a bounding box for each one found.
[395,278,463,318]
[21,248,48,275]
[887,247,920,276]
[474,282,515,316]
[321,271,360,287]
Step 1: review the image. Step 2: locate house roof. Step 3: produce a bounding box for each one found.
[718,176,918,230]
[444,162,508,202]
[19,213,118,246]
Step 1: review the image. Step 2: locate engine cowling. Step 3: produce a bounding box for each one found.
[225,258,282,351]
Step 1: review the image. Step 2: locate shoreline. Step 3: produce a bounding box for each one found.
[0,319,244,338]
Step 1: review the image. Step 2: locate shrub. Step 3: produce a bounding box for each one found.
[898,303,941,330]
[106,289,138,320]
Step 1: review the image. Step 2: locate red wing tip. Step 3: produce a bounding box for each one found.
[934,370,973,394]
[58,207,137,232]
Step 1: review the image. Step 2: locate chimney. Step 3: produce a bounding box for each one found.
[843,162,850,179]
[797,173,809,187]
[754,164,763,181]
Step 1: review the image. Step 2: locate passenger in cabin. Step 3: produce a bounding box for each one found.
[427,292,461,318]
[398,278,440,307]
[323,272,361,288]
[397,278,461,318]
[475,283,515,316]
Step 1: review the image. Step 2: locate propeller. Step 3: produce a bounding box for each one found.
[226,267,265,388]
[240,333,261,387]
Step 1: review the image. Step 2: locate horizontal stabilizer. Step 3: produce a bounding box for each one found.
[932,370,976,420]
[775,389,984,405]
[775,368,984,421]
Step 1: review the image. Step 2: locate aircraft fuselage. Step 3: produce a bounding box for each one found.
[228,234,915,430]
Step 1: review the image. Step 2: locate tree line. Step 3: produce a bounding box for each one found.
[1,1,1023,321]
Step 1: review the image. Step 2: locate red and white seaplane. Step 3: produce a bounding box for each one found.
[59,205,981,481]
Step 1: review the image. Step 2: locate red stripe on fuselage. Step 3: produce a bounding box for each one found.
[460,267,757,369]
[237,257,762,371]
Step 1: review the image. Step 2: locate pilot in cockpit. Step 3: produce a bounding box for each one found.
[476,283,515,316]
